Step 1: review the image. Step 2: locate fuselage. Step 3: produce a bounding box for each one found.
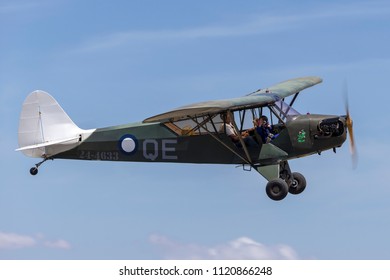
[55,114,347,166]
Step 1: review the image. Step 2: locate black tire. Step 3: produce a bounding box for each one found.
[30,167,38,176]
[288,172,306,195]
[266,179,288,201]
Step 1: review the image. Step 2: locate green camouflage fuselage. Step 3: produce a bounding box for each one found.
[55,114,347,166]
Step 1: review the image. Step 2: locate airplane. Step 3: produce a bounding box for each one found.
[16,76,356,201]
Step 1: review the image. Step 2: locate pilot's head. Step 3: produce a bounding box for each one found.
[220,113,232,123]
[259,115,268,126]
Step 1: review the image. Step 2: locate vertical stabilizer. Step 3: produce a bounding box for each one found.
[17,90,86,158]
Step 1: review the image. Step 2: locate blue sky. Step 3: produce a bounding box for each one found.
[1,0,390,259]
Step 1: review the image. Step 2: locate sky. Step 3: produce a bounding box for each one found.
[1,0,390,260]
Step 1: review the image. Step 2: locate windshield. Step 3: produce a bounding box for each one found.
[274,100,300,121]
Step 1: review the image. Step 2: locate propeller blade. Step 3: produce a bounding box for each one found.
[343,81,358,168]
[346,114,358,168]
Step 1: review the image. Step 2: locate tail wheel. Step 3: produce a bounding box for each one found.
[288,172,306,195]
[266,179,289,201]
[30,167,38,176]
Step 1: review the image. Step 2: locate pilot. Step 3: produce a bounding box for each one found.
[219,113,258,148]
[255,116,278,144]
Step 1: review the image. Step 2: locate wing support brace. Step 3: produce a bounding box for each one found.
[190,115,254,166]
[227,111,253,165]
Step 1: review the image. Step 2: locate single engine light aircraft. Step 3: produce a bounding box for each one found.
[16,76,356,201]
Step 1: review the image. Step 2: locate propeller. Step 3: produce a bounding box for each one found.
[343,82,358,168]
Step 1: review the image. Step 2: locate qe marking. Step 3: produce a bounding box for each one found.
[143,139,178,161]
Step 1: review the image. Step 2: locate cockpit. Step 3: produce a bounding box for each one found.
[163,99,300,137]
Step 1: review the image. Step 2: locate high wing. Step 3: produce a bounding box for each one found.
[143,94,279,123]
[249,76,322,99]
[143,76,322,123]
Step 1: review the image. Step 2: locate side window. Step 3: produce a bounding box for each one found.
[164,115,223,136]
[232,108,275,131]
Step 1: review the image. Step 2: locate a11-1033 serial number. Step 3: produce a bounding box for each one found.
[212,266,272,276]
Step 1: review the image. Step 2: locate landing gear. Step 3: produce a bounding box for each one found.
[258,161,307,201]
[30,167,38,176]
[29,157,52,176]
[288,172,306,195]
[266,179,289,201]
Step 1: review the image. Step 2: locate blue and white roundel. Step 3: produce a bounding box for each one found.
[119,134,138,155]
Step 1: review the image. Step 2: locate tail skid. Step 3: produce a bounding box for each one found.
[16,90,95,160]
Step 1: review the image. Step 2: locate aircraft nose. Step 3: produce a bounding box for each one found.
[340,115,348,129]
[317,116,345,137]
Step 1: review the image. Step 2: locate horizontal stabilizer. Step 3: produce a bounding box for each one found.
[16,136,81,152]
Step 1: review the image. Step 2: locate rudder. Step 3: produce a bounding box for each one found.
[17,90,85,158]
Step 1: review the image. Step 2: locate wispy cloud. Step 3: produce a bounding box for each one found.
[75,1,390,53]
[43,239,71,250]
[149,234,298,260]
[0,231,70,250]
[75,17,285,53]
[0,1,43,14]
[0,232,36,249]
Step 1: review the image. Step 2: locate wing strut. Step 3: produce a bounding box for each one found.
[227,111,253,165]
[289,92,300,108]
[189,115,254,166]
[268,106,286,124]
[282,92,300,118]
[185,115,213,135]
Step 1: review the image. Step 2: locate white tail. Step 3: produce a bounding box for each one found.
[16,90,94,158]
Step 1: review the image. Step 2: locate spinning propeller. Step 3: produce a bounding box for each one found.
[344,83,358,169]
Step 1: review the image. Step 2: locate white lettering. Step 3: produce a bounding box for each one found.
[162,139,178,160]
[143,139,158,161]
[142,139,178,161]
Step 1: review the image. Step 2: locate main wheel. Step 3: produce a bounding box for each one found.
[30,167,38,176]
[288,172,306,195]
[266,179,289,201]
